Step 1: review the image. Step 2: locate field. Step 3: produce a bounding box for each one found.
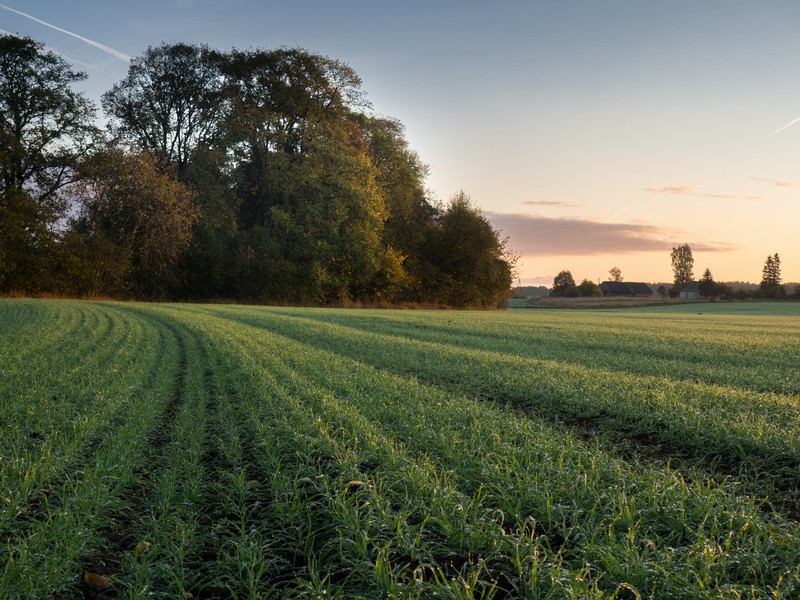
[1,300,799,599]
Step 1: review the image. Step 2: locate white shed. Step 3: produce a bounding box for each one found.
[680,282,700,299]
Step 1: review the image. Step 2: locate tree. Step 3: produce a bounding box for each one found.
[419,191,515,307]
[550,270,576,297]
[578,279,602,297]
[698,268,716,298]
[221,47,394,303]
[608,266,623,282]
[352,113,435,298]
[102,42,225,176]
[671,244,694,289]
[67,147,197,297]
[0,35,98,291]
[759,253,785,299]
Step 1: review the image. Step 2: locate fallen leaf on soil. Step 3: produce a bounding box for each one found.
[83,571,115,590]
[133,540,151,555]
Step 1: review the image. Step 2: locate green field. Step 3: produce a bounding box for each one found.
[1,300,799,598]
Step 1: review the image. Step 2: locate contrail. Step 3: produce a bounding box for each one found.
[602,203,637,223]
[769,115,800,136]
[0,3,130,62]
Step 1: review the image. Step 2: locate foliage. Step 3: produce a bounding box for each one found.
[418,192,515,307]
[67,147,197,297]
[698,267,716,298]
[550,270,576,296]
[608,266,622,282]
[759,253,785,299]
[670,243,694,288]
[0,35,98,293]
[1,35,514,306]
[577,278,602,297]
[102,42,225,175]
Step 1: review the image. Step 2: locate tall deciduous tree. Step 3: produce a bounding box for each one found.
[353,113,436,297]
[102,42,225,175]
[608,266,622,282]
[222,48,397,303]
[670,244,694,289]
[0,35,97,291]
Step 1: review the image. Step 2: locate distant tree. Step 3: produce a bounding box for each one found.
[656,284,668,298]
[759,253,785,299]
[0,35,98,292]
[671,244,694,288]
[608,266,623,282]
[550,270,576,297]
[578,279,603,297]
[698,268,716,298]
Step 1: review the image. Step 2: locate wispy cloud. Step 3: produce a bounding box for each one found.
[647,185,760,201]
[645,186,694,195]
[486,212,736,257]
[0,3,130,62]
[704,193,761,201]
[522,200,581,208]
[769,115,800,136]
[748,176,800,189]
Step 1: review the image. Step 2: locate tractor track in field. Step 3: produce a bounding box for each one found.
[0,310,166,552]
[77,316,189,599]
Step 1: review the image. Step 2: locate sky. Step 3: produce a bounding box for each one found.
[3,1,800,286]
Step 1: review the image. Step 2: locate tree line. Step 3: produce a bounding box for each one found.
[546,246,795,300]
[0,36,514,307]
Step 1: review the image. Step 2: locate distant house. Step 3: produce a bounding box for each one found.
[680,282,700,299]
[600,281,654,297]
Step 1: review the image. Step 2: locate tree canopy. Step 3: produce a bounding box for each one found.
[0,36,515,307]
[670,244,694,289]
[0,35,97,291]
[759,253,785,299]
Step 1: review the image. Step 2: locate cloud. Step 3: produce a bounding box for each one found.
[748,177,800,189]
[749,177,800,188]
[645,185,694,195]
[522,200,581,208]
[0,3,130,62]
[485,211,736,257]
[647,184,761,200]
[704,193,761,201]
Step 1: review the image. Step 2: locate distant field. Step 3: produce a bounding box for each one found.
[1,299,799,598]
[629,301,800,316]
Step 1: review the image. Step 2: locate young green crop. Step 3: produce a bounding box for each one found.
[2,300,799,598]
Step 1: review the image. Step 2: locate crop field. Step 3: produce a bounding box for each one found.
[1,300,799,599]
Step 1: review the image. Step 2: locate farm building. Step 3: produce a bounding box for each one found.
[600,281,654,297]
[680,282,700,299]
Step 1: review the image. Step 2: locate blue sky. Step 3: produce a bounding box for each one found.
[4,1,800,284]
